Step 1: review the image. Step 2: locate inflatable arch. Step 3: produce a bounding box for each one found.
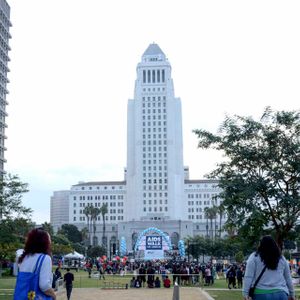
[134,227,173,251]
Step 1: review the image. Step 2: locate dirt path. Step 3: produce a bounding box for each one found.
[57,287,212,300]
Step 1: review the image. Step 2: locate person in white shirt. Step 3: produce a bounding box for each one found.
[17,228,56,300]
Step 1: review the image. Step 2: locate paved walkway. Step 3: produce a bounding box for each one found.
[57,287,212,300]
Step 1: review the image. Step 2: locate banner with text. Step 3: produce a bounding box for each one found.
[146,236,162,250]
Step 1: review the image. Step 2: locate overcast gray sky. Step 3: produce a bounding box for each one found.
[6,0,300,224]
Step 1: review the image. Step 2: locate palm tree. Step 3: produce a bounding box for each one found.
[100,203,108,250]
[217,204,225,238]
[204,207,210,238]
[83,205,94,246]
[81,227,89,245]
[204,206,217,240]
[91,207,101,246]
[41,222,54,236]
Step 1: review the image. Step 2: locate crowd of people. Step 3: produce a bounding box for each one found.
[80,256,248,289]
[12,229,298,300]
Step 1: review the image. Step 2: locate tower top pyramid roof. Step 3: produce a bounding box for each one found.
[142,43,165,57]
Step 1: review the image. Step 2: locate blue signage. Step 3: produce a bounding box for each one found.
[146,236,162,250]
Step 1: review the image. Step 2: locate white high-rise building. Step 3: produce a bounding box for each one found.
[50,44,224,252]
[0,0,11,174]
[126,43,185,222]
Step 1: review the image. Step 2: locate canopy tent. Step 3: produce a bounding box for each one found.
[62,251,84,270]
[64,251,84,259]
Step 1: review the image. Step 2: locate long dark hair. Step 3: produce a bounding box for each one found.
[257,235,281,270]
[18,228,52,263]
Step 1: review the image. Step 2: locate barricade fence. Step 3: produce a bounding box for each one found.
[0,272,219,297]
[72,272,210,289]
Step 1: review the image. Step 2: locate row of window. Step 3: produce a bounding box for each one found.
[189,215,204,220]
[143,178,167,184]
[143,199,168,204]
[188,200,217,206]
[143,206,168,212]
[143,192,168,198]
[143,159,167,164]
[142,139,167,145]
[143,133,167,139]
[142,87,165,92]
[142,121,167,127]
[76,216,124,222]
[75,208,124,214]
[142,127,167,134]
[142,147,168,153]
[79,185,124,191]
[142,152,167,158]
[109,209,124,214]
[143,172,168,178]
[76,202,124,208]
[143,185,168,191]
[187,193,215,199]
[142,114,166,121]
[75,195,124,201]
[143,69,165,84]
[142,108,167,114]
[142,96,167,105]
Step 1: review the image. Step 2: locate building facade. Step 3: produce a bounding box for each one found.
[50,190,70,232]
[0,0,11,174]
[50,44,224,253]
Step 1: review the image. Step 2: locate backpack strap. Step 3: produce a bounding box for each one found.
[252,265,267,289]
[33,254,46,275]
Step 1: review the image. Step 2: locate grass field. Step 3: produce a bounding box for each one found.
[1,270,300,300]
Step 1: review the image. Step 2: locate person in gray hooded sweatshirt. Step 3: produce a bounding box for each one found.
[243,235,295,300]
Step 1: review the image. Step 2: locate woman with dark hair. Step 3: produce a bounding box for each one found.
[243,235,294,300]
[15,228,56,299]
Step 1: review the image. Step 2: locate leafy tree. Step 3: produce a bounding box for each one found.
[0,174,31,220]
[186,236,212,262]
[58,224,82,244]
[0,243,21,261]
[72,242,85,254]
[0,218,33,244]
[51,234,73,256]
[41,222,54,237]
[235,251,244,263]
[87,245,106,258]
[52,243,72,256]
[0,217,34,264]
[52,234,71,246]
[194,108,300,248]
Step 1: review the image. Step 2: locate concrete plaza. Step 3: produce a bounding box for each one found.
[58,287,213,300]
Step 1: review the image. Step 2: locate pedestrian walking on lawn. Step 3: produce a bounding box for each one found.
[64,268,74,300]
[243,235,295,300]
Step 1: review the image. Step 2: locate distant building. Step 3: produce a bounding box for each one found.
[50,190,70,232]
[50,44,225,253]
[0,0,11,174]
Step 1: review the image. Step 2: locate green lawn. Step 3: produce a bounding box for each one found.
[2,271,300,300]
[206,290,243,300]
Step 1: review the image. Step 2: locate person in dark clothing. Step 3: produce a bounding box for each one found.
[64,268,74,300]
[52,266,62,288]
[227,266,236,289]
[154,276,161,288]
[236,266,244,288]
[147,264,155,288]
[139,264,146,287]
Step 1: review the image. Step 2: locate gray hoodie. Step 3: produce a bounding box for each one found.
[242,252,294,297]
